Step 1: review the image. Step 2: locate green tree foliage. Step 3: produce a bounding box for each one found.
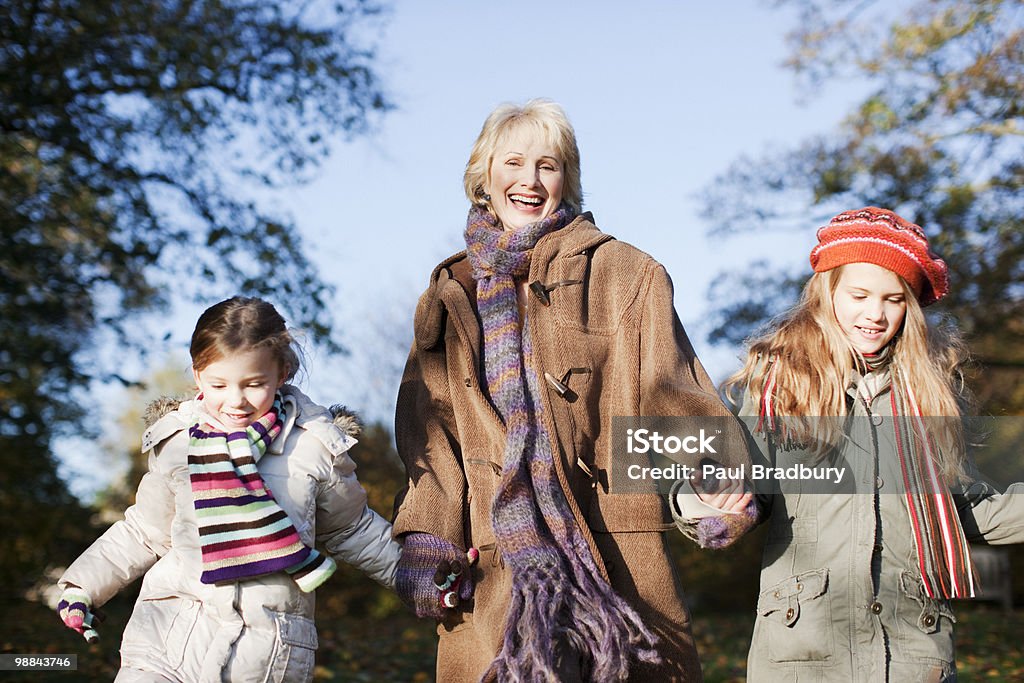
[701,0,1023,412]
[0,0,389,592]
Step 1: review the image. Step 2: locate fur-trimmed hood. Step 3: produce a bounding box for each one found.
[143,393,362,438]
[143,395,191,430]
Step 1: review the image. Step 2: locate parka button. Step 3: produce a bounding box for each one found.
[870,601,883,615]
[871,414,884,426]
[922,614,936,627]
[875,476,884,489]
[785,607,795,620]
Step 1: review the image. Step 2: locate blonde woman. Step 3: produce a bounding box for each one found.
[392,99,748,681]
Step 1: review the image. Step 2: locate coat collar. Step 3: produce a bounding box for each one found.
[414,212,612,350]
[423,211,608,282]
[846,366,893,406]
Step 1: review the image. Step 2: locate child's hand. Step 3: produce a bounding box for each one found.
[702,484,754,514]
[693,458,753,514]
[57,586,101,643]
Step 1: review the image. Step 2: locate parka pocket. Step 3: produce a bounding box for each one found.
[898,571,957,633]
[893,570,956,664]
[265,610,318,683]
[122,597,200,669]
[756,568,833,663]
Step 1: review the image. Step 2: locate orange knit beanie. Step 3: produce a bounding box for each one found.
[809,207,949,306]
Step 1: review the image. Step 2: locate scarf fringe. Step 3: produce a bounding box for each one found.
[485,563,659,683]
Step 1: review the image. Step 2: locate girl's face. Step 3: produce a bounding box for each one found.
[483,127,564,231]
[832,262,908,355]
[193,347,286,429]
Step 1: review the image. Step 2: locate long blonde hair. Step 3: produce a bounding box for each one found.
[724,265,972,482]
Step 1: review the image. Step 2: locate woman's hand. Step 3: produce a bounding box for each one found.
[396,534,479,619]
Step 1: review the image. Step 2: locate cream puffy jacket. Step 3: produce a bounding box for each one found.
[59,386,400,682]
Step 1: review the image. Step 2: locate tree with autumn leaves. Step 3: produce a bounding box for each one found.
[0,0,390,590]
[702,0,1023,413]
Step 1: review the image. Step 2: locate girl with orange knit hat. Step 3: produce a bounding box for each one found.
[674,207,1024,681]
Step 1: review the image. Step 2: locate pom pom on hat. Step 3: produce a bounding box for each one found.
[809,207,949,306]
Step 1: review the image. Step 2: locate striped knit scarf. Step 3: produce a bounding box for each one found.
[188,394,336,592]
[756,356,976,599]
[465,205,659,681]
[889,365,976,598]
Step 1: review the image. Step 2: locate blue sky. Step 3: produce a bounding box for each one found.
[63,1,876,498]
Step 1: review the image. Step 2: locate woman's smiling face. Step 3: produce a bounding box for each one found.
[832,262,908,354]
[483,127,564,231]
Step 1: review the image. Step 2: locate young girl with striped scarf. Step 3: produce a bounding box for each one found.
[55,297,400,682]
[676,207,1024,682]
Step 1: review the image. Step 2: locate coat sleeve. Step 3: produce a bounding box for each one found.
[635,263,762,543]
[391,335,468,551]
[58,446,176,607]
[636,263,754,477]
[636,264,739,422]
[315,449,402,589]
[955,478,1024,544]
[740,385,776,525]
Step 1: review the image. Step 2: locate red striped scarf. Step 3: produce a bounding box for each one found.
[890,367,976,598]
[188,395,336,592]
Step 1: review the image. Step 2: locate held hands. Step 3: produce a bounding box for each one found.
[433,548,480,610]
[396,533,479,619]
[57,586,101,643]
[684,458,762,549]
[693,457,753,514]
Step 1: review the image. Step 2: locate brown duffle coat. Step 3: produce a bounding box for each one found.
[393,213,745,682]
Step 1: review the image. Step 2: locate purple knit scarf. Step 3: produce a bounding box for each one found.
[464,205,659,681]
